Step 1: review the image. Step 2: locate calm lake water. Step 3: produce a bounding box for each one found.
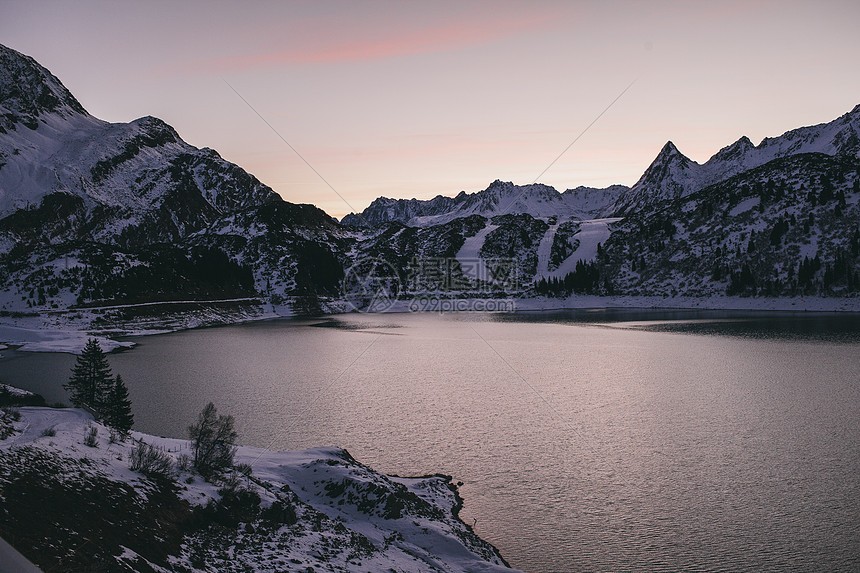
[2,309,860,572]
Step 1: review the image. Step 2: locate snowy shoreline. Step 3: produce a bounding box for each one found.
[0,405,519,572]
[510,294,860,313]
[1,294,859,355]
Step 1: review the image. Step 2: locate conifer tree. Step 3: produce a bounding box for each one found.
[65,338,112,410]
[106,375,134,433]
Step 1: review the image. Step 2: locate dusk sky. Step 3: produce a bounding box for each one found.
[3,0,859,218]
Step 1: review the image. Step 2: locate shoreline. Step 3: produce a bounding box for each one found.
[1,294,859,355]
[0,405,518,572]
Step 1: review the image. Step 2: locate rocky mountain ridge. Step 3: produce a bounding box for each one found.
[341,180,627,227]
[342,106,860,228]
[614,105,860,213]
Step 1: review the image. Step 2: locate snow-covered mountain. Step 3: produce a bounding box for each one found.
[0,44,277,245]
[341,180,627,227]
[354,105,860,297]
[599,150,860,297]
[614,105,860,213]
[0,44,350,314]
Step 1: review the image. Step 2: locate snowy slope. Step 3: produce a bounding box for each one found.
[455,222,498,282]
[560,219,618,270]
[0,406,519,572]
[0,44,352,315]
[535,218,622,279]
[534,220,561,277]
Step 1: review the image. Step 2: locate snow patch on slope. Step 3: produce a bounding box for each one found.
[535,220,561,277]
[536,218,621,279]
[455,223,498,282]
[0,324,134,353]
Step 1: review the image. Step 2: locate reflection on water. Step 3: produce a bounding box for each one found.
[638,314,860,342]
[1,309,859,572]
[497,308,860,343]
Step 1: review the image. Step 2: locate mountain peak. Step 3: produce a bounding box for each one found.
[486,179,513,191]
[657,140,687,159]
[0,44,87,130]
[648,141,691,168]
[613,140,696,213]
[710,135,754,162]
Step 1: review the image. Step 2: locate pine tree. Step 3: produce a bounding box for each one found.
[65,338,113,410]
[106,375,134,433]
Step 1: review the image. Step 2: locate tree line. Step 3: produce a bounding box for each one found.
[534,260,611,297]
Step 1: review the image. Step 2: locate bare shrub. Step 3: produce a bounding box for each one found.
[188,402,237,478]
[83,425,98,448]
[221,470,242,490]
[0,407,19,439]
[129,440,174,478]
[177,453,192,472]
[1,406,21,422]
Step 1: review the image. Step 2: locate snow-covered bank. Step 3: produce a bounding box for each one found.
[0,323,135,353]
[0,406,518,572]
[511,294,860,313]
[0,298,298,354]
[0,383,36,397]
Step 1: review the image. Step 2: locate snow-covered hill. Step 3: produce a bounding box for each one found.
[0,405,518,572]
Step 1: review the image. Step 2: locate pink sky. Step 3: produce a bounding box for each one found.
[2,0,860,218]
[202,12,556,69]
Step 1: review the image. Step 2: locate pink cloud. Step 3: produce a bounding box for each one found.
[203,12,554,71]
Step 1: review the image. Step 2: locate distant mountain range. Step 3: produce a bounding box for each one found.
[614,107,860,214]
[340,181,627,227]
[1,43,858,322]
[344,106,860,225]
